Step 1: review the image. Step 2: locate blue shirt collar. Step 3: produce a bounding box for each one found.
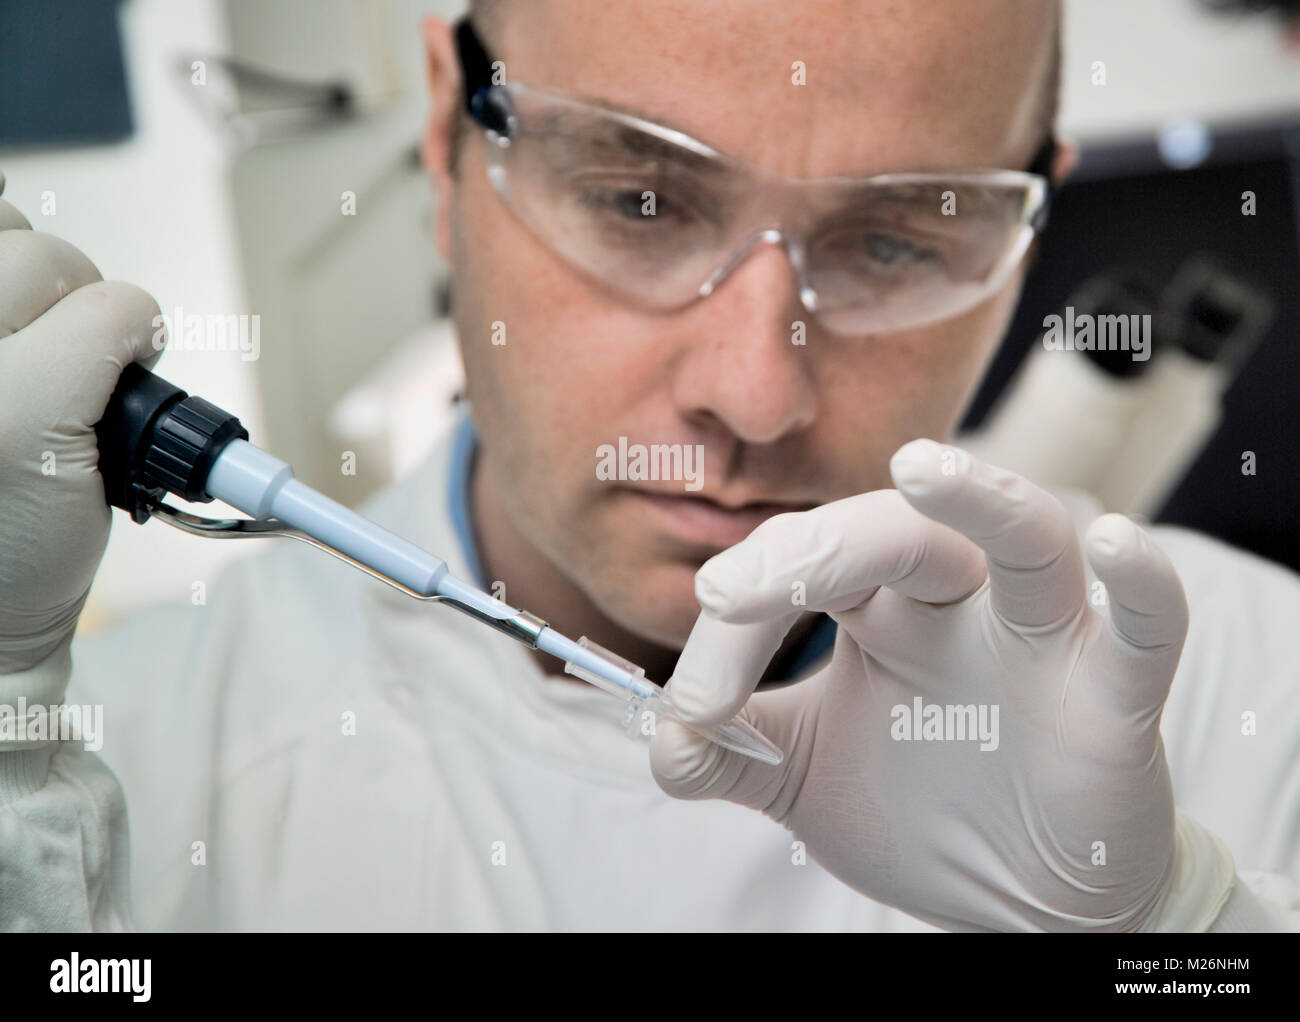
[448,408,488,589]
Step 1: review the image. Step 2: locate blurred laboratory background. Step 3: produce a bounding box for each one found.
[0,0,1297,630]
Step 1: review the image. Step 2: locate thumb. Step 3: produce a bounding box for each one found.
[650,665,827,822]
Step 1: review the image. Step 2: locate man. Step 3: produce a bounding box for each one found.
[1,0,1297,930]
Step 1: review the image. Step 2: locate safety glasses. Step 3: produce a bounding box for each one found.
[454,17,1054,336]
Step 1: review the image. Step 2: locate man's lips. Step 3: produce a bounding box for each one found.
[626,488,815,549]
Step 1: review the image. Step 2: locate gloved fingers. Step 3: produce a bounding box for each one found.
[0,282,166,494]
[694,489,987,625]
[650,668,826,818]
[667,608,804,726]
[830,582,984,679]
[1082,514,1188,720]
[0,230,104,338]
[890,438,1087,631]
[1,280,165,429]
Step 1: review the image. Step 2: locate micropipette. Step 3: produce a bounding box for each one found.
[94,363,784,767]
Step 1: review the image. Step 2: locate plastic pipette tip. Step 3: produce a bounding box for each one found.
[658,689,784,766]
[564,637,784,766]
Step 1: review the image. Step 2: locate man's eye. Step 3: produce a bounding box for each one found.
[855,233,934,266]
[578,186,684,223]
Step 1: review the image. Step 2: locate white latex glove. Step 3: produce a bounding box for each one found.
[0,170,163,704]
[651,438,1238,932]
[0,172,153,930]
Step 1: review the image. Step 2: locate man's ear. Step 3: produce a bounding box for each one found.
[419,15,461,261]
[1051,136,1079,186]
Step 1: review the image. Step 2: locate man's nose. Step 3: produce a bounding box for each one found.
[670,236,818,446]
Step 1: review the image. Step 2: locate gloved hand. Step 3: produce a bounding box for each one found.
[651,438,1236,931]
[0,170,164,705]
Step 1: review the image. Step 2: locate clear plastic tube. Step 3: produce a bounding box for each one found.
[564,637,784,766]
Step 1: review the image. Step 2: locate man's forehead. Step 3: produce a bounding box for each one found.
[484,0,1056,176]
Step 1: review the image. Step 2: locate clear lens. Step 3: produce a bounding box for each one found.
[807,181,1039,333]
[481,86,1045,334]
[484,92,744,303]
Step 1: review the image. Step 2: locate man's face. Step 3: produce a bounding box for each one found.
[430,0,1056,647]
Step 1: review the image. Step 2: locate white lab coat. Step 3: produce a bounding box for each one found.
[2,417,1298,930]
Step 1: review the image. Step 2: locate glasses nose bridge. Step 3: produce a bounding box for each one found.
[699,225,821,316]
